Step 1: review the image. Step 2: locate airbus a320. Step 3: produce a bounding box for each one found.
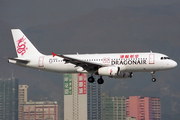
[7,29,177,84]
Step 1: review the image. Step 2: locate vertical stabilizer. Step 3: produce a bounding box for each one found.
[11,29,43,58]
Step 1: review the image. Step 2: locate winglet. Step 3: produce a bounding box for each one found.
[52,52,57,57]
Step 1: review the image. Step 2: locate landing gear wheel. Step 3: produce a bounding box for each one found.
[152,78,156,82]
[97,77,104,84]
[151,71,156,82]
[88,76,95,83]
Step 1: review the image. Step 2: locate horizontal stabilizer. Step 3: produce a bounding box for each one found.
[7,57,30,64]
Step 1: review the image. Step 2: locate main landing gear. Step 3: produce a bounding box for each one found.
[151,71,156,82]
[97,76,104,84]
[88,76,95,83]
[88,76,104,84]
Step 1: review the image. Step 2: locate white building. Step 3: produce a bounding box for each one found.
[64,74,87,120]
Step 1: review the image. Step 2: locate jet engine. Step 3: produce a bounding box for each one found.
[97,66,120,76]
[97,66,133,78]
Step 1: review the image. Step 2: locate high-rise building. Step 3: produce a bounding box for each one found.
[126,96,161,120]
[112,96,126,120]
[102,94,126,120]
[151,97,161,120]
[21,101,59,120]
[18,85,28,120]
[0,77,19,120]
[87,78,102,120]
[126,96,153,120]
[64,74,87,120]
[102,94,114,120]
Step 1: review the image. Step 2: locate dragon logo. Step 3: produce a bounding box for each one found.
[16,36,28,56]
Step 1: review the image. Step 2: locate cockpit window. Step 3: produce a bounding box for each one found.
[160,57,170,60]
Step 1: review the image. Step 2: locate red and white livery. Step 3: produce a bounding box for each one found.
[8,29,177,84]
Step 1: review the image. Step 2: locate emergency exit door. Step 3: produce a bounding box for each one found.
[149,54,155,64]
[38,57,44,67]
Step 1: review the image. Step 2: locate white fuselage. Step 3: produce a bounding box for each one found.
[15,52,177,75]
[8,29,178,83]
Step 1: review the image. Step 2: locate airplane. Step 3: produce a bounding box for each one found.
[7,29,177,84]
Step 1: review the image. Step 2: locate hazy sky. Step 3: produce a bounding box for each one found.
[1,0,179,29]
[1,1,180,119]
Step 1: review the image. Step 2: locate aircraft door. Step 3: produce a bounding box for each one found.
[38,57,44,67]
[149,54,155,64]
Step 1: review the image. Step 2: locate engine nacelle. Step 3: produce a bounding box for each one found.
[98,67,120,76]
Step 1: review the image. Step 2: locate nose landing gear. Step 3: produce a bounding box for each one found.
[151,71,156,82]
[152,78,156,82]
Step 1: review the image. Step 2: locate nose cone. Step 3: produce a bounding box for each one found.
[171,60,177,68]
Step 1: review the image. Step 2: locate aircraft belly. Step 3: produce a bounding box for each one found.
[130,64,164,72]
[124,64,158,72]
[124,66,145,72]
[64,64,78,73]
[44,62,77,73]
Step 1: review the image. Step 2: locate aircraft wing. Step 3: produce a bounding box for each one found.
[56,54,107,71]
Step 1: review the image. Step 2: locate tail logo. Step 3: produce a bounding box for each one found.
[17,36,28,56]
